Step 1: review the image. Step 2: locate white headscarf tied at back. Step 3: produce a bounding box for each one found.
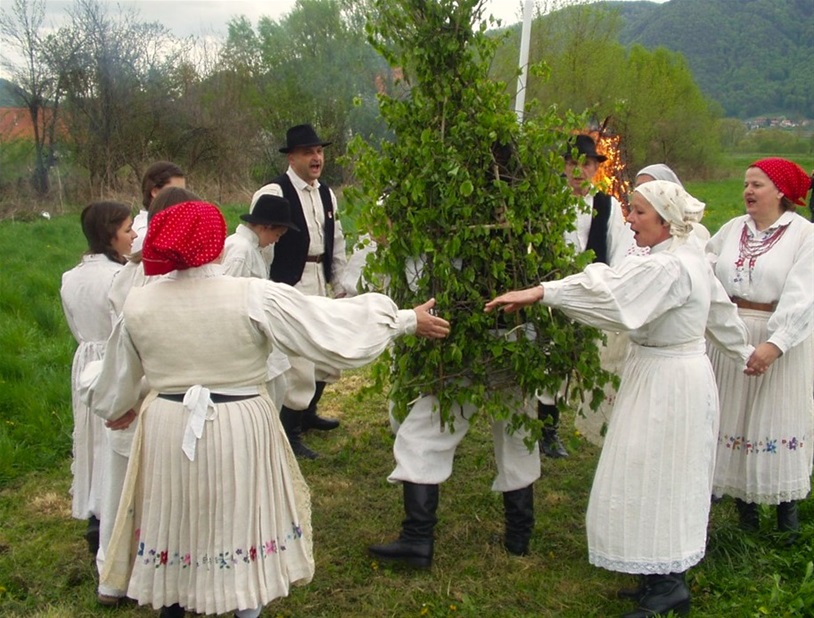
[636,163,683,187]
[635,180,697,251]
[636,163,706,224]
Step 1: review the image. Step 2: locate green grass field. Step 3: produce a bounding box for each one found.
[0,164,812,616]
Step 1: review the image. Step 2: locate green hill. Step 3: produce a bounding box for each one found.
[0,78,24,107]
[608,0,814,118]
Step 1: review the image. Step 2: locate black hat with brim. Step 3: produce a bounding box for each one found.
[565,134,607,163]
[279,123,332,153]
[240,194,300,231]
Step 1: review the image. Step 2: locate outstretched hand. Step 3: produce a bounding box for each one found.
[484,286,544,314]
[413,298,451,339]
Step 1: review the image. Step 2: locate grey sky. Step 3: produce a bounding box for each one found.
[35,0,667,39]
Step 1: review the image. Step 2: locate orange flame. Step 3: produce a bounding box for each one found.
[589,130,631,213]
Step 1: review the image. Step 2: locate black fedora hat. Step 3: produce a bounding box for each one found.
[279,124,332,153]
[241,194,300,231]
[564,134,607,163]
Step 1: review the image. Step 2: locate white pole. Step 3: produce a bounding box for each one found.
[514,0,534,122]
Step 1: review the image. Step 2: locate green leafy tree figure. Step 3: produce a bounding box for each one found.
[346,0,612,442]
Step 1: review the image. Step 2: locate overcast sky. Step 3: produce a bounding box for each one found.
[0,0,666,79]
[34,0,667,39]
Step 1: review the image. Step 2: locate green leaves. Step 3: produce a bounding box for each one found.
[343,0,608,432]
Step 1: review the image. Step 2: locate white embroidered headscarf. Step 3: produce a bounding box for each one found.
[634,180,696,250]
[635,163,706,223]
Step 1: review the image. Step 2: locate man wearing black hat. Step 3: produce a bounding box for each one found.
[251,124,348,459]
[536,133,634,459]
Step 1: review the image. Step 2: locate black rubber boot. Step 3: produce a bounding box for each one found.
[736,498,759,531]
[617,575,646,602]
[503,485,534,555]
[159,604,185,618]
[279,406,320,460]
[368,482,438,568]
[301,382,339,432]
[85,515,100,555]
[623,572,691,617]
[538,402,568,459]
[777,501,800,545]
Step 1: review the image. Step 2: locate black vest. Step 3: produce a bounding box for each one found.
[586,192,611,265]
[268,173,335,285]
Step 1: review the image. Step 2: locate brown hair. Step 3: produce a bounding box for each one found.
[80,201,132,264]
[141,161,185,209]
[129,187,203,264]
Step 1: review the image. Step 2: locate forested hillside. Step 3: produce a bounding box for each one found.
[608,0,814,118]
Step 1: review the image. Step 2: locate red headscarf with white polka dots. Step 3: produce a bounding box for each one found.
[750,157,811,207]
[142,201,227,276]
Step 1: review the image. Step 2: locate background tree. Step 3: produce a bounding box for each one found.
[0,0,67,195]
[346,0,610,433]
[491,1,721,177]
[55,0,183,195]
[221,0,388,186]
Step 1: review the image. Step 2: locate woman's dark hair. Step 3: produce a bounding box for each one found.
[80,201,131,264]
[129,187,203,264]
[148,187,202,220]
[141,161,185,209]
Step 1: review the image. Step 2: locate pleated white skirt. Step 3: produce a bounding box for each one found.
[711,308,814,504]
[586,341,718,574]
[103,390,314,614]
[70,341,108,519]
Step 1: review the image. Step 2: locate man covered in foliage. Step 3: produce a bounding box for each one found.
[352,0,610,570]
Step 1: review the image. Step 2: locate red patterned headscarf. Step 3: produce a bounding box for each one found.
[750,157,811,207]
[142,201,227,276]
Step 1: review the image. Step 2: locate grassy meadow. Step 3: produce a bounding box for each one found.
[1,160,813,617]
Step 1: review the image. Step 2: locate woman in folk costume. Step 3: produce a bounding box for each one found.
[708,157,814,542]
[60,201,137,556]
[80,201,449,618]
[486,181,754,618]
[97,186,202,608]
[576,165,709,447]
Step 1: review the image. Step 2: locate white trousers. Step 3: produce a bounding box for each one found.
[283,264,340,410]
[389,390,540,492]
[97,428,132,597]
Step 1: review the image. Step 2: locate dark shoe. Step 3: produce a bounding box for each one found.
[302,411,340,432]
[280,406,321,460]
[538,402,568,459]
[617,575,646,602]
[369,482,438,569]
[623,573,690,618]
[503,485,534,556]
[301,382,337,432]
[85,515,100,555]
[777,501,800,545]
[736,499,759,531]
[97,593,128,607]
[540,427,569,459]
[159,604,185,618]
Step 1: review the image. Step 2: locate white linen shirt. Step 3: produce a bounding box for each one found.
[706,211,814,354]
[252,168,348,295]
[541,239,752,361]
[222,224,272,279]
[566,190,634,268]
[81,266,417,421]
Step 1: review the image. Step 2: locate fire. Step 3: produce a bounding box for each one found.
[588,129,631,213]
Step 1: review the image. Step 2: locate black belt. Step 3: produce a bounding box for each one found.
[158,393,258,404]
[305,254,324,263]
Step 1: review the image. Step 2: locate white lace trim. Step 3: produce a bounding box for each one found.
[712,485,811,505]
[589,549,704,574]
